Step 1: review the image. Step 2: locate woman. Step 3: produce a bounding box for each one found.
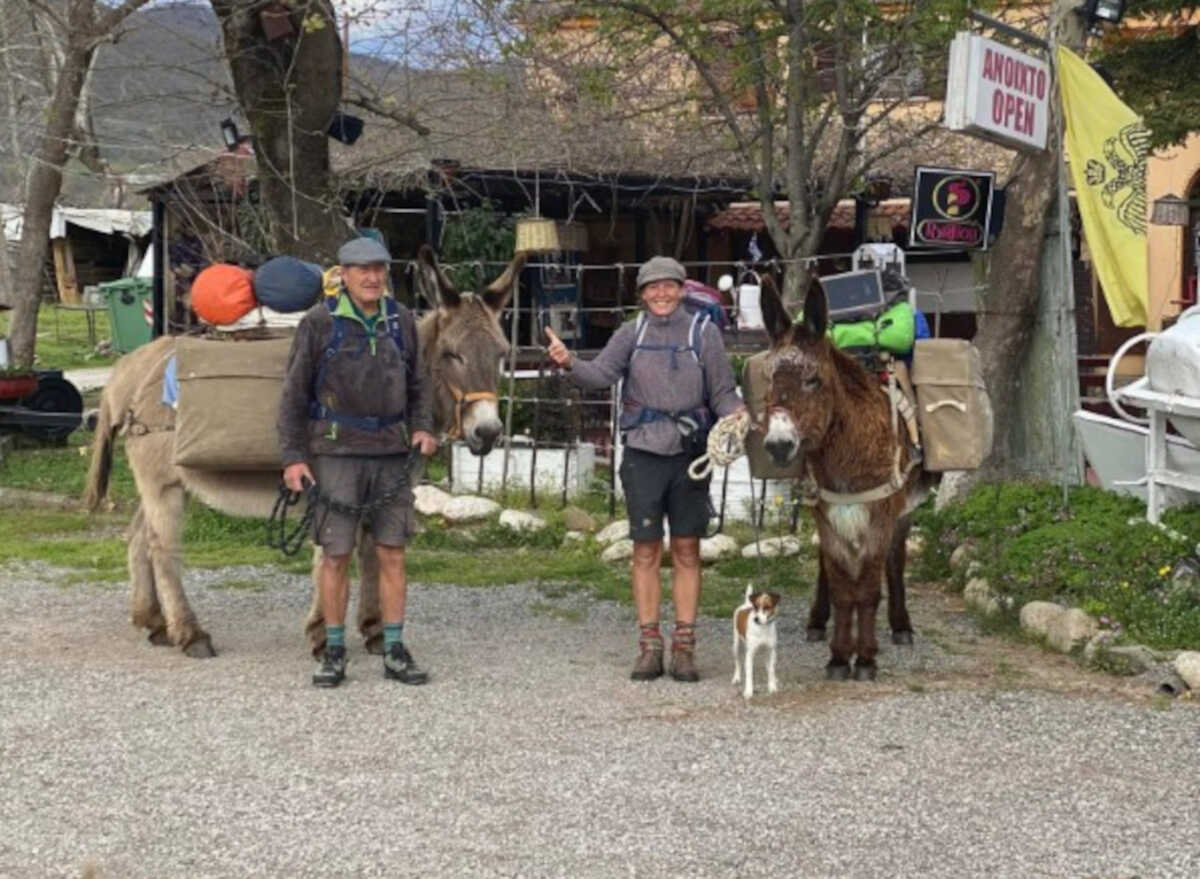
[545,256,744,682]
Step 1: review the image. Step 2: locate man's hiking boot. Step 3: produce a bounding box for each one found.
[630,637,664,681]
[383,643,429,685]
[312,646,346,688]
[670,622,699,682]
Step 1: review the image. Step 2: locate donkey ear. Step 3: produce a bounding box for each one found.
[418,244,461,309]
[800,279,828,339]
[481,251,527,314]
[759,273,792,345]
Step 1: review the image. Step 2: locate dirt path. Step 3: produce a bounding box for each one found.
[2,565,1197,878]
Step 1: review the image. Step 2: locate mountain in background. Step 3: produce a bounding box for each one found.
[2,2,402,207]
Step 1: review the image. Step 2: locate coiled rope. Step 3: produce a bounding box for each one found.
[687,410,752,481]
[265,479,413,556]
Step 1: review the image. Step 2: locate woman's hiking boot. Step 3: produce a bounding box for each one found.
[312,646,346,687]
[383,643,429,685]
[670,622,700,683]
[630,626,664,681]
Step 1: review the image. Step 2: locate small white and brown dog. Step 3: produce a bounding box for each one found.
[732,584,781,698]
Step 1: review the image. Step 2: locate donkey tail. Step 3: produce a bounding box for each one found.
[83,387,118,512]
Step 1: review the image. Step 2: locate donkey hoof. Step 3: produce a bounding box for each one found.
[891,630,914,646]
[363,633,385,656]
[806,627,827,642]
[825,661,851,681]
[147,628,170,647]
[183,637,216,659]
[852,661,878,682]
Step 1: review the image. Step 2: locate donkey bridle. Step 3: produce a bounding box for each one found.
[446,384,498,441]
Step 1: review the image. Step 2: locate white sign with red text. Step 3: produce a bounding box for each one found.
[944,32,1049,152]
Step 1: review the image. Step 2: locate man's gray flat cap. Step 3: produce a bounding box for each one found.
[337,237,392,266]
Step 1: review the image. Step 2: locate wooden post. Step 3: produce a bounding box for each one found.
[51,238,80,304]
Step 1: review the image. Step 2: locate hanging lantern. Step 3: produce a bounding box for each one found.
[515,218,560,253]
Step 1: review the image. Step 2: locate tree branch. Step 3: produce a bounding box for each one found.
[345,92,432,137]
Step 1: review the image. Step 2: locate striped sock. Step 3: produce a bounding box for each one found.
[384,622,405,651]
[325,624,345,650]
[638,622,662,648]
[672,621,696,650]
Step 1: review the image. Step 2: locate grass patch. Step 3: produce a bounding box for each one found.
[210,578,270,592]
[913,481,1200,651]
[0,528,128,580]
[0,507,130,579]
[0,432,815,620]
[0,303,120,371]
[0,431,138,504]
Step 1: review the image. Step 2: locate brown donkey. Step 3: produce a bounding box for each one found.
[758,276,927,680]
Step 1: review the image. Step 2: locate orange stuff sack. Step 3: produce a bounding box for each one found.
[192,264,257,325]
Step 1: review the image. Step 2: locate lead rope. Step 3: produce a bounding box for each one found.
[687,409,752,481]
[265,477,416,557]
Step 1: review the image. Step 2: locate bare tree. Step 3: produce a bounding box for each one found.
[506,0,972,306]
[4,0,154,367]
[208,0,350,261]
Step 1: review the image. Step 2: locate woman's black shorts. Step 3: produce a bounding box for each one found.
[619,448,712,541]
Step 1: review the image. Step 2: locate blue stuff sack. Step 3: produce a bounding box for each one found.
[253,256,324,313]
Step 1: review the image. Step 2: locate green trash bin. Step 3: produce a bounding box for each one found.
[99,278,153,353]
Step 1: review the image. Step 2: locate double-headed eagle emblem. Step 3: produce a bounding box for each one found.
[1083,123,1152,237]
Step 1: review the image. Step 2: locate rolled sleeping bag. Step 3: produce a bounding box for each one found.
[191,264,256,326]
[253,255,324,313]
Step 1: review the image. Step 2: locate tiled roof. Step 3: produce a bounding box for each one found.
[708,198,912,232]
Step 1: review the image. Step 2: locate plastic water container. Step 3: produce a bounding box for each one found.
[737,283,763,329]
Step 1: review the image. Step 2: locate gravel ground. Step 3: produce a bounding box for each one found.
[1,564,1198,879]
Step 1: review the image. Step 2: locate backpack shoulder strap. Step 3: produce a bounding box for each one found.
[687,310,709,361]
[312,297,345,406]
[382,297,406,356]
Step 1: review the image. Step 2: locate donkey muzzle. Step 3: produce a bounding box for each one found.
[764,435,798,467]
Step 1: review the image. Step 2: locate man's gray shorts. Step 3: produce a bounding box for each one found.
[311,454,415,556]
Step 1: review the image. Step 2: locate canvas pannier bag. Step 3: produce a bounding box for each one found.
[173,336,293,471]
[910,339,993,471]
[741,350,807,480]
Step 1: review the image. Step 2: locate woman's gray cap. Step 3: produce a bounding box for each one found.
[338,237,392,266]
[636,255,686,289]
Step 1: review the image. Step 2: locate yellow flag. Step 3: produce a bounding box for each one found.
[1058,46,1150,328]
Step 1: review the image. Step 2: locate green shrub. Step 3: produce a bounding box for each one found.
[913,481,1200,650]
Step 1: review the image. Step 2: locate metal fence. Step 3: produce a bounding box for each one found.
[419,254,987,528]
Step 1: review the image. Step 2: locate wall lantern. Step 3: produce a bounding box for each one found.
[1076,0,1126,32]
[1150,193,1190,227]
[220,117,240,151]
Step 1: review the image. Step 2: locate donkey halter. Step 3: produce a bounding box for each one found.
[446,384,498,441]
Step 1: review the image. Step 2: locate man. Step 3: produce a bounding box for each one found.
[546,256,745,682]
[278,237,438,688]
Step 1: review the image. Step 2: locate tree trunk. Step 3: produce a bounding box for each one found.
[211,0,348,263]
[6,3,95,368]
[973,149,1058,476]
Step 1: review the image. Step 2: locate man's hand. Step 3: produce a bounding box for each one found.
[544,326,572,368]
[412,430,438,456]
[283,461,314,493]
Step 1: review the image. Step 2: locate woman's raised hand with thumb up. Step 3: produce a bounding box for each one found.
[544,326,572,368]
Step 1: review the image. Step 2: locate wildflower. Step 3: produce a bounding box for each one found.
[1158,565,1171,577]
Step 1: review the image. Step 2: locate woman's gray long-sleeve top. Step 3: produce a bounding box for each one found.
[565,305,742,456]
